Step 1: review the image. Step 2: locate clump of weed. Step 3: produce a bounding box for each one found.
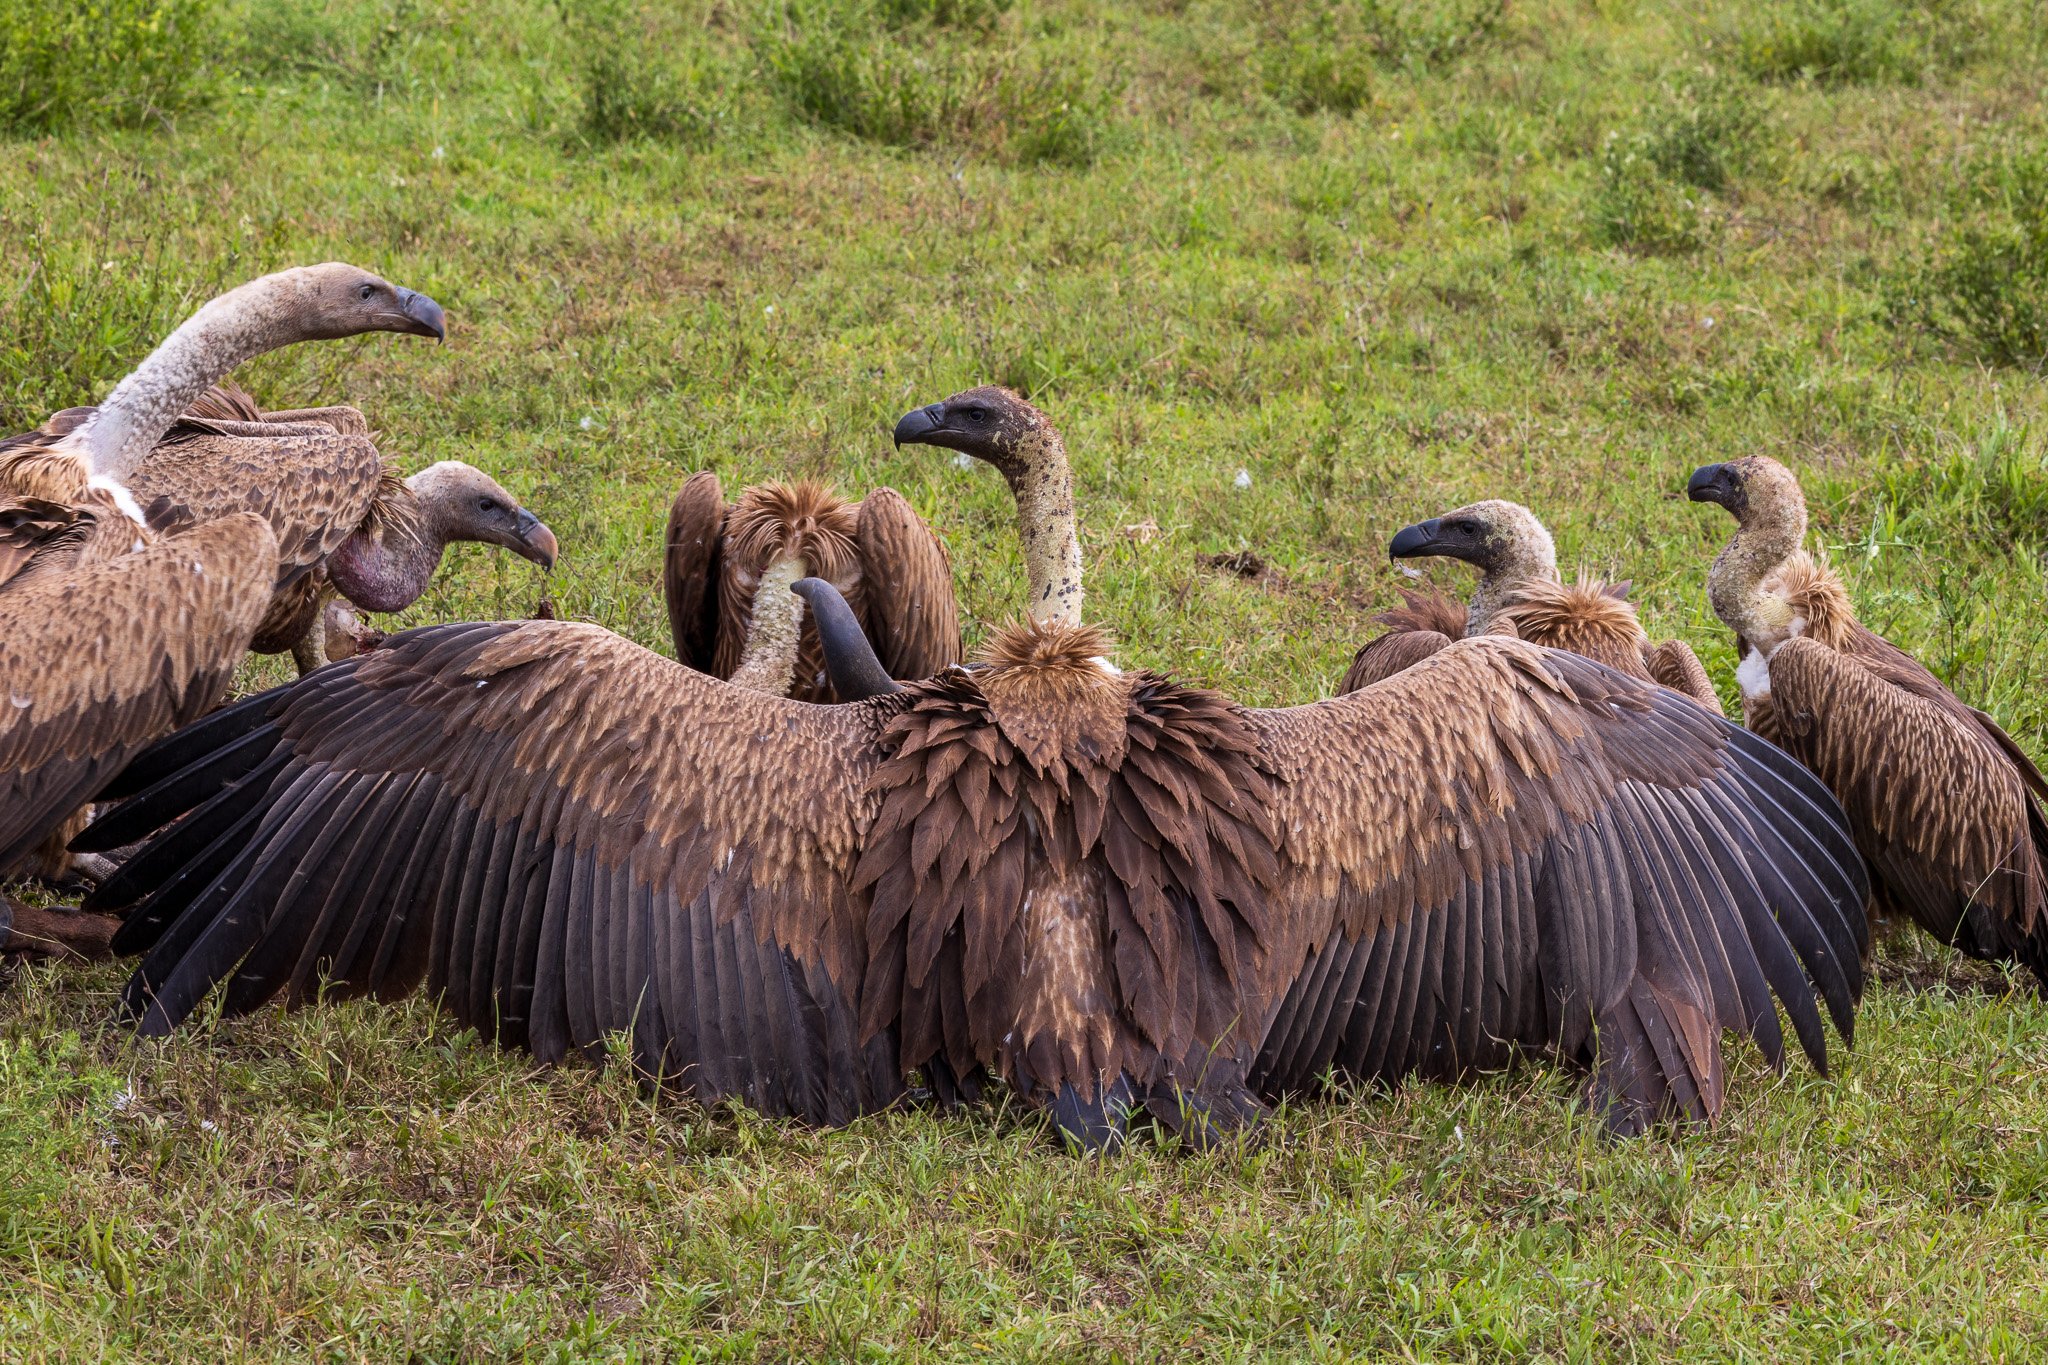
[1589,72,1763,253]
[1888,148,2048,371]
[563,0,739,147]
[756,0,1117,165]
[1712,0,1993,86]
[0,0,222,135]
[1257,0,1505,114]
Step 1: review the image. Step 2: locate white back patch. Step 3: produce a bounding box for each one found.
[1736,648,1772,701]
[87,474,150,527]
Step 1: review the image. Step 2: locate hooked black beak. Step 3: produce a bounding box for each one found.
[514,509,558,571]
[892,403,947,449]
[1388,518,1445,560]
[1686,464,1736,508]
[397,288,447,341]
[791,577,902,699]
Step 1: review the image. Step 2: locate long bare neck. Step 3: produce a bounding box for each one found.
[87,271,312,479]
[729,554,811,693]
[1466,546,1559,636]
[1708,499,1806,648]
[325,488,444,614]
[1002,427,1083,628]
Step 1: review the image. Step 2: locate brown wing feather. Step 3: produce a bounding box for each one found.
[125,429,385,588]
[92,621,910,1126]
[1338,629,1454,692]
[852,487,962,682]
[1645,638,1726,714]
[1761,633,2048,977]
[1249,638,1869,1134]
[663,471,727,672]
[0,514,276,871]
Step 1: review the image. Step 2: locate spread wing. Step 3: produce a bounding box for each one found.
[1646,638,1726,714]
[1761,633,2048,978]
[1338,629,1454,692]
[853,487,961,681]
[1247,638,1868,1135]
[81,621,910,1126]
[126,428,385,587]
[0,514,277,870]
[662,471,727,671]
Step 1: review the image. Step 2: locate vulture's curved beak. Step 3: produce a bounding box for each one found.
[397,288,447,341]
[1686,463,1737,509]
[1388,518,1444,560]
[892,403,948,449]
[514,510,558,571]
[792,577,901,699]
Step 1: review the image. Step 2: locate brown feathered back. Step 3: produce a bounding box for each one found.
[1376,586,1470,639]
[854,619,1283,1140]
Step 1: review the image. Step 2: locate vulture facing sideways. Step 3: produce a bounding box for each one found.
[663,473,958,699]
[1690,456,2048,984]
[135,384,559,672]
[83,385,1867,1150]
[1342,500,1723,713]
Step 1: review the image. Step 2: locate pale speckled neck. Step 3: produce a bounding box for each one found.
[1004,427,1083,628]
[729,553,810,694]
[1709,497,1806,650]
[87,270,314,479]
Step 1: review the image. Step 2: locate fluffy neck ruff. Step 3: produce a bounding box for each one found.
[726,480,859,585]
[727,554,812,693]
[1492,577,1647,662]
[1708,485,1811,652]
[85,269,323,481]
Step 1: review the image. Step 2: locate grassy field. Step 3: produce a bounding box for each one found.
[5,0,2048,1357]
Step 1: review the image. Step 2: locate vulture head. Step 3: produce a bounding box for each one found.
[892,385,1051,485]
[1686,456,1806,531]
[289,263,447,342]
[1390,499,1558,590]
[406,461,558,570]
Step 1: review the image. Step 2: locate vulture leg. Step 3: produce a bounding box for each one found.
[290,625,329,677]
[1050,1074,1139,1155]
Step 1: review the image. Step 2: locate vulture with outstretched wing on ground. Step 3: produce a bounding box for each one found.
[83,389,1866,1149]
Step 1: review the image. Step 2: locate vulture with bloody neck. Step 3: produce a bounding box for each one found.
[2,264,449,947]
[661,472,958,699]
[81,387,1866,1149]
[1342,500,1722,712]
[1690,455,2048,984]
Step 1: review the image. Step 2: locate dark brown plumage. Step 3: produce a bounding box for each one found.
[1342,502,1724,712]
[662,472,960,700]
[1691,456,2048,983]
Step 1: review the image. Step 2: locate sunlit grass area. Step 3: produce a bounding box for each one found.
[3,0,2046,1357]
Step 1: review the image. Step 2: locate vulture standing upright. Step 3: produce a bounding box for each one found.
[662,473,958,699]
[80,387,1866,1150]
[1689,456,2048,983]
[1341,500,1723,713]
[0,264,451,905]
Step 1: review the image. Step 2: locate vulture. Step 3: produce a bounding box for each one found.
[662,473,958,699]
[0,264,454,896]
[136,383,558,671]
[82,385,1867,1151]
[1690,456,2048,984]
[1341,500,1723,713]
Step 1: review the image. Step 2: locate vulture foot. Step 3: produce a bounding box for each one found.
[1050,1075,1139,1155]
[1145,1078,1270,1152]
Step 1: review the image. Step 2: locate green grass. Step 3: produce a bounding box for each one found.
[3,0,2048,1357]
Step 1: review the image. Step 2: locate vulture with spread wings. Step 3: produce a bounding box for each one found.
[82,388,1868,1149]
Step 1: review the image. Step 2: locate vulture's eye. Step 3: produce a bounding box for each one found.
[967,407,988,423]
[478,497,499,512]
[358,283,376,300]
